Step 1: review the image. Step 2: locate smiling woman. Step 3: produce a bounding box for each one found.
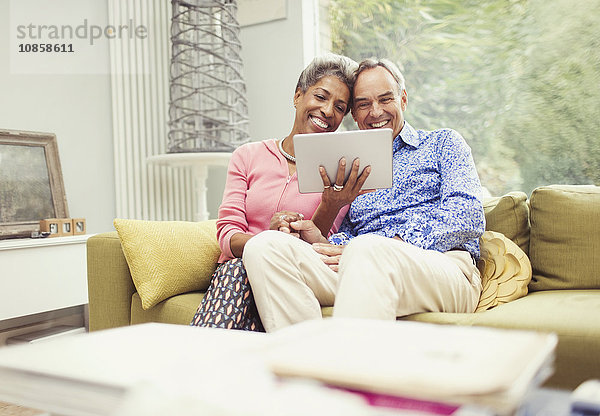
[188,53,367,332]
[291,76,350,138]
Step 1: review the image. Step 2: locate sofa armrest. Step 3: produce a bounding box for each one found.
[87,232,135,331]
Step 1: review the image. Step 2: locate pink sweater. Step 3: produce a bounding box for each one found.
[217,139,349,262]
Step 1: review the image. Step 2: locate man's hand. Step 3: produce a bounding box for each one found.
[288,219,328,244]
[312,243,345,272]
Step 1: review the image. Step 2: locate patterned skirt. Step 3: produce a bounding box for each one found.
[189,258,264,332]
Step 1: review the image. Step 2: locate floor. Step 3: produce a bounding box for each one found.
[0,402,45,416]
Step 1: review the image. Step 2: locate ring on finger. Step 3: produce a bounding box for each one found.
[333,184,344,192]
[323,185,331,190]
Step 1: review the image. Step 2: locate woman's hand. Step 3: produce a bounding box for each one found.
[312,243,345,272]
[320,157,372,211]
[310,158,373,239]
[270,211,305,237]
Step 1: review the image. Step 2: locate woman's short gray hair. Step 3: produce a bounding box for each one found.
[295,54,358,114]
[355,58,406,93]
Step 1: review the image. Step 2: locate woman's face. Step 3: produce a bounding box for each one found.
[293,75,350,134]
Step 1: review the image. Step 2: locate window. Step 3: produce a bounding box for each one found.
[330,0,600,195]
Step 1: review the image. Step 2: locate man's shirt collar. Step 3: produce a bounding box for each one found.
[394,121,421,151]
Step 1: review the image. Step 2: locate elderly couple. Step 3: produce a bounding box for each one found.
[189,54,485,333]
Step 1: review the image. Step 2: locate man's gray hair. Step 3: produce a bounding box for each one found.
[355,58,406,93]
[295,54,358,114]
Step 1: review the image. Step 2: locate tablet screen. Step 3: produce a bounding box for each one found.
[293,128,393,194]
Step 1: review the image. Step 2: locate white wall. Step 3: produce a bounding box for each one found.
[206,0,321,217]
[0,0,116,234]
[241,1,306,141]
[0,0,321,228]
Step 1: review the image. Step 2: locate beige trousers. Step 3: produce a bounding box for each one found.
[243,231,482,332]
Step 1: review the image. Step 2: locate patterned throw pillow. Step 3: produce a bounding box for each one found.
[476,231,532,312]
[113,219,220,310]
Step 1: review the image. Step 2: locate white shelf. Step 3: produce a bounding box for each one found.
[0,235,91,251]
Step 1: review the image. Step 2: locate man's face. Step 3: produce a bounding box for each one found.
[351,66,408,138]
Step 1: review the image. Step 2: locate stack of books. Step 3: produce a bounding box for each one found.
[264,319,558,415]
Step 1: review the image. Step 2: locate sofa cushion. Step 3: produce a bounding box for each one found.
[131,292,204,325]
[483,191,530,255]
[475,231,532,312]
[114,219,220,309]
[528,185,600,291]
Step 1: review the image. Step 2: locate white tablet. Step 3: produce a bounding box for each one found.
[293,128,394,194]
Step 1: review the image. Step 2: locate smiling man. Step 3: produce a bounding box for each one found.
[351,62,407,137]
[243,58,486,332]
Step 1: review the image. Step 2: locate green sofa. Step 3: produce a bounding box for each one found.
[87,184,600,390]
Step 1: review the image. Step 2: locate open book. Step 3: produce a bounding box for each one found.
[264,319,558,415]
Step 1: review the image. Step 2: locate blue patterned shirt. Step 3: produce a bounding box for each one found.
[329,122,485,259]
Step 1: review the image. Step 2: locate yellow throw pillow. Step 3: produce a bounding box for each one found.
[475,231,532,312]
[113,219,221,310]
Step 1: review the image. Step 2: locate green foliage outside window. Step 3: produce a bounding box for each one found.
[330,0,600,195]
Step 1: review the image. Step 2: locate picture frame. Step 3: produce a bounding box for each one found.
[0,129,69,239]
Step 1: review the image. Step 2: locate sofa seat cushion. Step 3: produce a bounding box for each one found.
[528,185,600,291]
[131,291,336,327]
[403,290,600,390]
[131,292,204,326]
[468,289,600,390]
[322,307,333,317]
[401,311,477,326]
